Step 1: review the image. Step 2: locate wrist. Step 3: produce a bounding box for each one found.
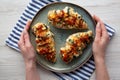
[94,56,105,64]
[24,57,36,64]
[93,52,105,60]
[25,59,36,69]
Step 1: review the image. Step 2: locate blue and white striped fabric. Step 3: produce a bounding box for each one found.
[5,0,115,80]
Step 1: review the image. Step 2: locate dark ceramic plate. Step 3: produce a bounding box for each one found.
[29,2,95,73]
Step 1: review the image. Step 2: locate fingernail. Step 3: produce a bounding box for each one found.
[27,19,32,22]
[23,30,27,34]
[93,14,95,18]
[96,22,100,27]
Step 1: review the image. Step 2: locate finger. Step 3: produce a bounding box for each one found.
[93,15,102,24]
[95,22,102,41]
[100,22,108,38]
[18,31,25,49]
[19,21,31,44]
[23,20,32,47]
[93,15,105,29]
[24,21,31,31]
[93,15,108,37]
[99,19,107,33]
[23,30,32,47]
[93,15,107,32]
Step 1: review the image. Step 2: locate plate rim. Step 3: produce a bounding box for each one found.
[30,2,96,73]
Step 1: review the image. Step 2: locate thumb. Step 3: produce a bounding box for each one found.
[95,22,101,41]
[24,21,31,31]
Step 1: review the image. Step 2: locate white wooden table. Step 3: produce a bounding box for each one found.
[0,0,120,80]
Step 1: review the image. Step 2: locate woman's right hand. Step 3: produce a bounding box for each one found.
[92,15,110,61]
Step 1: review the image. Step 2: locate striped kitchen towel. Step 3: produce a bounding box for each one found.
[5,0,115,80]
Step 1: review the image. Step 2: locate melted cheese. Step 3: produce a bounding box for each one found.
[60,30,93,63]
[32,22,56,63]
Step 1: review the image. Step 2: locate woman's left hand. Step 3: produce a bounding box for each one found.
[18,21,36,64]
